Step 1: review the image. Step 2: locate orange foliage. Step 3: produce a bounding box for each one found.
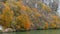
[51,15,58,19]
[1,3,14,28]
[50,23,57,28]
[43,22,48,29]
[0,0,59,30]
[21,5,27,11]
[16,13,31,30]
[32,8,41,17]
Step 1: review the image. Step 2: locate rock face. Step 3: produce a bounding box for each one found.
[57,0,60,16]
[0,25,3,31]
[2,28,14,32]
[0,0,60,32]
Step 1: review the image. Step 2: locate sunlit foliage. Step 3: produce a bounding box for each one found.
[0,3,14,29]
[0,0,59,31]
[16,12,31,30]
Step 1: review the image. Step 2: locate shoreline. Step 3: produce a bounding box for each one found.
[1,28,60,33]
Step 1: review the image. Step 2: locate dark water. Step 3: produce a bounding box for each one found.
[0,29,60,34]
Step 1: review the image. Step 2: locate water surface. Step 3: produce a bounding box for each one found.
[0,29,60,34]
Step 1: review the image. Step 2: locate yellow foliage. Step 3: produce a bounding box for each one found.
[16,13,31,30]
[51,15,58,19]
[43,22,48,29]
[32,8,41,17]
[0,0,59,30]
[26,6,32,13]
[21,5,27,11]
[50,23,57,28]
[39,3,51,12]
[1,3,14,28]
[16,1,23,8]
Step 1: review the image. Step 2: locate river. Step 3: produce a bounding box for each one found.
[0,29,60,34]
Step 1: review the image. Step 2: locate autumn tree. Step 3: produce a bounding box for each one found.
[1,3,14,29]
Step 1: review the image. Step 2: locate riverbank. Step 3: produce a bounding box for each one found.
[0,27,60,33]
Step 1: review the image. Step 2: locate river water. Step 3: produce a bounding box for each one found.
[0,29,60,34]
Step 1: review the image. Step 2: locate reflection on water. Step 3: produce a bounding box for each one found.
[1,32,16,34]
[0,29,60,34]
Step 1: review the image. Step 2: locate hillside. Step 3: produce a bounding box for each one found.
[0,0,60,31]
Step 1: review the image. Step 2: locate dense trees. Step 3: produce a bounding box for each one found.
[0,3,14,29]
[0,0,60,31]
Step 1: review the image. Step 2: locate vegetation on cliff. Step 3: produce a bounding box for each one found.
[0,0,59,32]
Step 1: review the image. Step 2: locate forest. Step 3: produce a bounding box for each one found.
[0,0,60,32]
